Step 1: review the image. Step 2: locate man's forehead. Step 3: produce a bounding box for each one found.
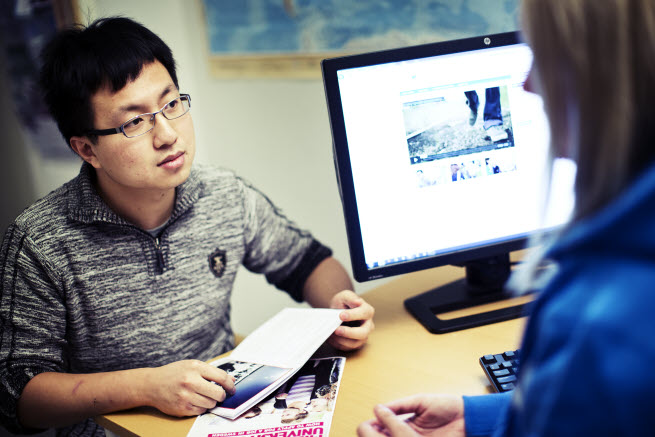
[91,61,176,114]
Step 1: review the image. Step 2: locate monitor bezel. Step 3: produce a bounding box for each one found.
[321,31,529,283]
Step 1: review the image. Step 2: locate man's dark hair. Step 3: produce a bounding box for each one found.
[39,17,178,147]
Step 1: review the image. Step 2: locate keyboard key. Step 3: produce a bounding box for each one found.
[497,375,517,384]
[503,350,516,360]
[493,369,510,377]
[490,363,500,370]
[500,383,516,391]
[482,354,497,364]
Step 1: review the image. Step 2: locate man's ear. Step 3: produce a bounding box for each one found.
[70,136,101,169]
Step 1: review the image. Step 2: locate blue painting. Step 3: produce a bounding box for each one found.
[203,0,520,56]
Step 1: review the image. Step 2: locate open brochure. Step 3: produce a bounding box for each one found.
[207,308,343,420]
[188,357,345,437]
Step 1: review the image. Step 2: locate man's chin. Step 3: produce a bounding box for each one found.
[167,161,193,187]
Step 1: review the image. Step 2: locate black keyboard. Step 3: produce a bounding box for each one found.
[479,349,519,392]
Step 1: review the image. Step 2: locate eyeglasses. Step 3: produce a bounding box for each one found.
[86,94,191,138]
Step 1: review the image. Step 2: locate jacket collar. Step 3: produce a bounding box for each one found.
[66,162,204,227]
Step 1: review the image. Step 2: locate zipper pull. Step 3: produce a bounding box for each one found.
[154,237,165,274]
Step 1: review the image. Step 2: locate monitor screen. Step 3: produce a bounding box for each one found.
[322,32,575,333]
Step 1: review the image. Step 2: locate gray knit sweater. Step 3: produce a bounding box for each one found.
[0,163,331,436]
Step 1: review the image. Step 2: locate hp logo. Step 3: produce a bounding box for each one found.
[484,37,491,45]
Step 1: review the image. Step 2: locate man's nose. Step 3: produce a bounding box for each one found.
[152,113,178,148]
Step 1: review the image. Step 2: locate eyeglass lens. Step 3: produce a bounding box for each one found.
[122,95,191,137]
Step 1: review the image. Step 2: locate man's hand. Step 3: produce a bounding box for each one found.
[357,394,465,437]
[300,257,375,350]
[144,360,236,416]
[328,290,375,351]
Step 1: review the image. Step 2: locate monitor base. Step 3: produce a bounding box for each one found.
[404,254,530,334]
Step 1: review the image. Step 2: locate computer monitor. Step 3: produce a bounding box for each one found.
[321,32,575,333]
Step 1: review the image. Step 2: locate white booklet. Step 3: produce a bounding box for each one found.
[207,308,343,420]
[188,357,345,437]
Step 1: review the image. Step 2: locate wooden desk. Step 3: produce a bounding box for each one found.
[97,264,525,436]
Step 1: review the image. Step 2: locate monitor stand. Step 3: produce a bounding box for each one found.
[404,254,530,334]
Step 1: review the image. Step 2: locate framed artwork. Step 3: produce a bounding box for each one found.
[202,0,520,78]
[1,0,81,158]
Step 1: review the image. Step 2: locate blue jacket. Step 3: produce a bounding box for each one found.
[464,162,655,436]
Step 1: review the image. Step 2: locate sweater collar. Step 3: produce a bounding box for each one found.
[66,162,204,227]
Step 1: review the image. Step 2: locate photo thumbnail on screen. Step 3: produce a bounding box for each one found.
[402,85,516,187]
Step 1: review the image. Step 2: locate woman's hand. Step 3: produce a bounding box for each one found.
[357,394,465,437]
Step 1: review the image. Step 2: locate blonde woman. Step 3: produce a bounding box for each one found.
[358,1,655,436]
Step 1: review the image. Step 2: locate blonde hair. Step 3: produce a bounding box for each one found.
[522,0,655,221]
[508,0,655,293]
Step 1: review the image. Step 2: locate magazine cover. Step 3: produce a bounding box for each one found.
[206,308,344,419]
[187,357,345,437]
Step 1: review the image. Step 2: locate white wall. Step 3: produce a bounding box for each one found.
[22,0,386,335]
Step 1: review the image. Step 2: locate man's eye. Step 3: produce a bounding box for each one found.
[126,117,144,128]
[168,99,179,109]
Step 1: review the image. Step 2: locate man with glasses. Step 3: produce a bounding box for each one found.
[0,17,374,437]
